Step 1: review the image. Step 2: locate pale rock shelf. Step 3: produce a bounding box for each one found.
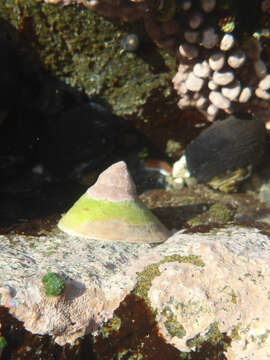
[1,227,270,359]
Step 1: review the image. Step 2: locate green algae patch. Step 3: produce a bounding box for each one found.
[0,336,7,350]
[98,316,122,339]
[0,0,176,120]
[230,323,242,342]
[133,255,205,308]
[220,285,238,305]
[186,322,230,352]
[162,306,186,339]
[42,272,65,297]
[208,202,235,223]
[59,194,160,228]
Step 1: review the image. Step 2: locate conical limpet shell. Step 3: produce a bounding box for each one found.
[58,161,170,243]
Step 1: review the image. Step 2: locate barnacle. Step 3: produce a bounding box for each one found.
[120,33,139,52]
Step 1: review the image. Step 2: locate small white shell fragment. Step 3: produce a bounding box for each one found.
[193,61,211,78]
[221,81,241,101]
[227,49,246,68]
[266,121,270,131]
[255,87,270,100]
[178,82,188,95]
[238,87,252,103]
[201,27,219,49]
[181,0,192,11]
[176,64,190,80]
[173,176,185,188]
[178,96,191,108]
[185,72,204,91]
[172,155,190,179]
[200,0,216,13]
[213,70,234,86]
[173,76,187,95]
[258,74,270,90]
[220,34,235,51]
[189,13,204,29]
[196,96,207,108]
[179,43,199,59]
[172,72,182,88]
[208,79,218,90]
[207,103,218,117]
[209,52,225,71]
[209,91,231,109]
[254,59,267,78]
[184,30,200,44]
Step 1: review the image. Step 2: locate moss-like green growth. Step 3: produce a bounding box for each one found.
[42,272,65,297]
[220,285,238,305]
[98,316,122,339]
[208,202,234,223]
[230,323,242,341]
[162,306,186,338]
[133,255,205,308]
[0,336,7,349]
[0,0,176,120]
[186,322,229,351]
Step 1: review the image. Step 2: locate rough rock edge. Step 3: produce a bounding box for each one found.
[0,227,270,359]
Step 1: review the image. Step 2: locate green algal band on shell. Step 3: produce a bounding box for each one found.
[59,194,160,227]
[58,194,169,243]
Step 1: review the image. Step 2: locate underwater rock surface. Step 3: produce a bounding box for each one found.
[1,226,270,359]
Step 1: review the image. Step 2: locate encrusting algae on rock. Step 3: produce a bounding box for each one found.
[58,161,170,243]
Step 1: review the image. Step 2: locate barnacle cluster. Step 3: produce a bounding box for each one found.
[35,0,270,124]
[172,1,270,122]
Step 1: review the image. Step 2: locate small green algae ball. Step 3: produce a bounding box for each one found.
[42,272,65,296]
[0,336,7,349]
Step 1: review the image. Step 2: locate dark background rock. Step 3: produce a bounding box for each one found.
[0,19,169,227]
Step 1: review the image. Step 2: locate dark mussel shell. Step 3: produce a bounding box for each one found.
[185,114,266,183]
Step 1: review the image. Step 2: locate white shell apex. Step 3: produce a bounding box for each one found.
[87,161,137,202]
